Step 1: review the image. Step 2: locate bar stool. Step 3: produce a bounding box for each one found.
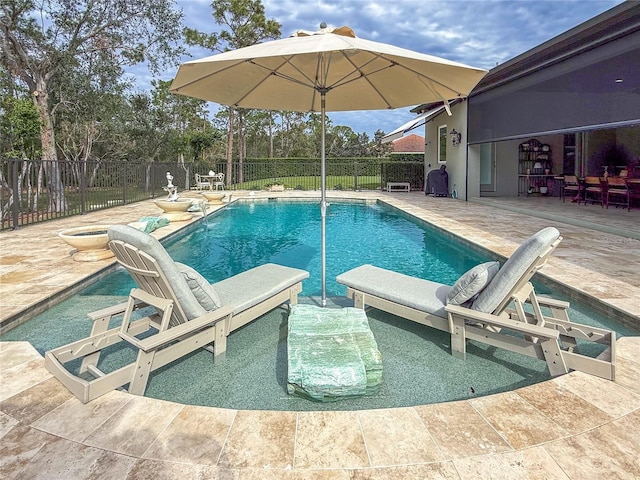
[605,177,629,209]
[581,176,604,207]
[562,175,582,203]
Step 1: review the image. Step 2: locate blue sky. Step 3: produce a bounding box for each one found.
[144,0,625,137]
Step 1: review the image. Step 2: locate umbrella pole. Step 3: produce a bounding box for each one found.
[320,90,327,307]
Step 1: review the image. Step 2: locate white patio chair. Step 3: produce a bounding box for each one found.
[213,172,225,190]
[194,173,212,190]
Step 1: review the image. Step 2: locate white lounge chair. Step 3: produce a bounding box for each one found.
[337,227,615,380]
[45,225,309,403]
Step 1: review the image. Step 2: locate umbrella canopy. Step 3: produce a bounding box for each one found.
[170,26,487,306]
[171,25,486,112]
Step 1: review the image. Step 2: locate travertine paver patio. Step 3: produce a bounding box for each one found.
[1,190,639,479]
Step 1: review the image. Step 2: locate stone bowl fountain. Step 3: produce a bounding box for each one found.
[200,191,226,205]
[58,225,115,262]
[153,198,194,222]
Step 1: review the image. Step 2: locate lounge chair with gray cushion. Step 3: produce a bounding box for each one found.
[337,227,615,380]
[45,225,309,403]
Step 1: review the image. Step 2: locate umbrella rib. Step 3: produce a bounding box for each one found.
[336,52,470,104]
[228,58,306,106]
[393,58,468,97]
[246,56,325,110]
[324,51,455,109]
[171,60,249,93]
[249,57,315,87]
[333,52,397,109]
[333,52,467,108]
[249,54,338,111]
[173,57,321,106]
[414,74,458,109]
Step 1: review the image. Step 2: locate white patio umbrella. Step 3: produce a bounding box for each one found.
[170,24,487,305]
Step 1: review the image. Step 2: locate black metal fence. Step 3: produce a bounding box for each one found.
[0,158,423,230]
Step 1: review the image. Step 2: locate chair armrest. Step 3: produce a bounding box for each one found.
[88,299,144,321]
[120,305,234,352]
[445,304,559,339]
[534,296,569,310]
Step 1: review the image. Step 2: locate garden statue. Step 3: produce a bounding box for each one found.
[163,171,178,201]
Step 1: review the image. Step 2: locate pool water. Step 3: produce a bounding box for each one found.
[3,201,635,410]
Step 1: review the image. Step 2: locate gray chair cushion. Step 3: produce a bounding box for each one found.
[175,262,221,311]
[471,227,560,314]
[108,225,207,320]
[446,261,500,306]
[336,264,451,318]
[214,263,309,315]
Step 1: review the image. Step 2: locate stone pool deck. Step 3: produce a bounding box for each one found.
[1,191,639,478]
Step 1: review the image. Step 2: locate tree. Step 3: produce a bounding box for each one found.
[328,125,370,157]
[306,112,333,159]
[149,79,220,169]
[242,109,273,158]
[51,50,132,182]
[0,0,183,211]
[370,129,394,157]
[0,93,42,220]
[0,95,40,159]
[184,0,280,185]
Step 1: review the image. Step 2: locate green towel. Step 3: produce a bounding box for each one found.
[138,216,170,233]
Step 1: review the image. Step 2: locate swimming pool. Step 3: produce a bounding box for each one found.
[3,200,635,410]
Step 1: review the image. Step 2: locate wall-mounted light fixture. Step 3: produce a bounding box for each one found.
[450,129,461,147]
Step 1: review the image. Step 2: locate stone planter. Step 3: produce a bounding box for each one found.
[201,191,226,205]
[267,184,285,192]
[58,225,115,262]
[154,198,193,222]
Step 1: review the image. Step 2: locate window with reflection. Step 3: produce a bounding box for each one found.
[438,125,447,163]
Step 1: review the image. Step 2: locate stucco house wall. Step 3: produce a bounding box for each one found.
[423,100,468,199]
